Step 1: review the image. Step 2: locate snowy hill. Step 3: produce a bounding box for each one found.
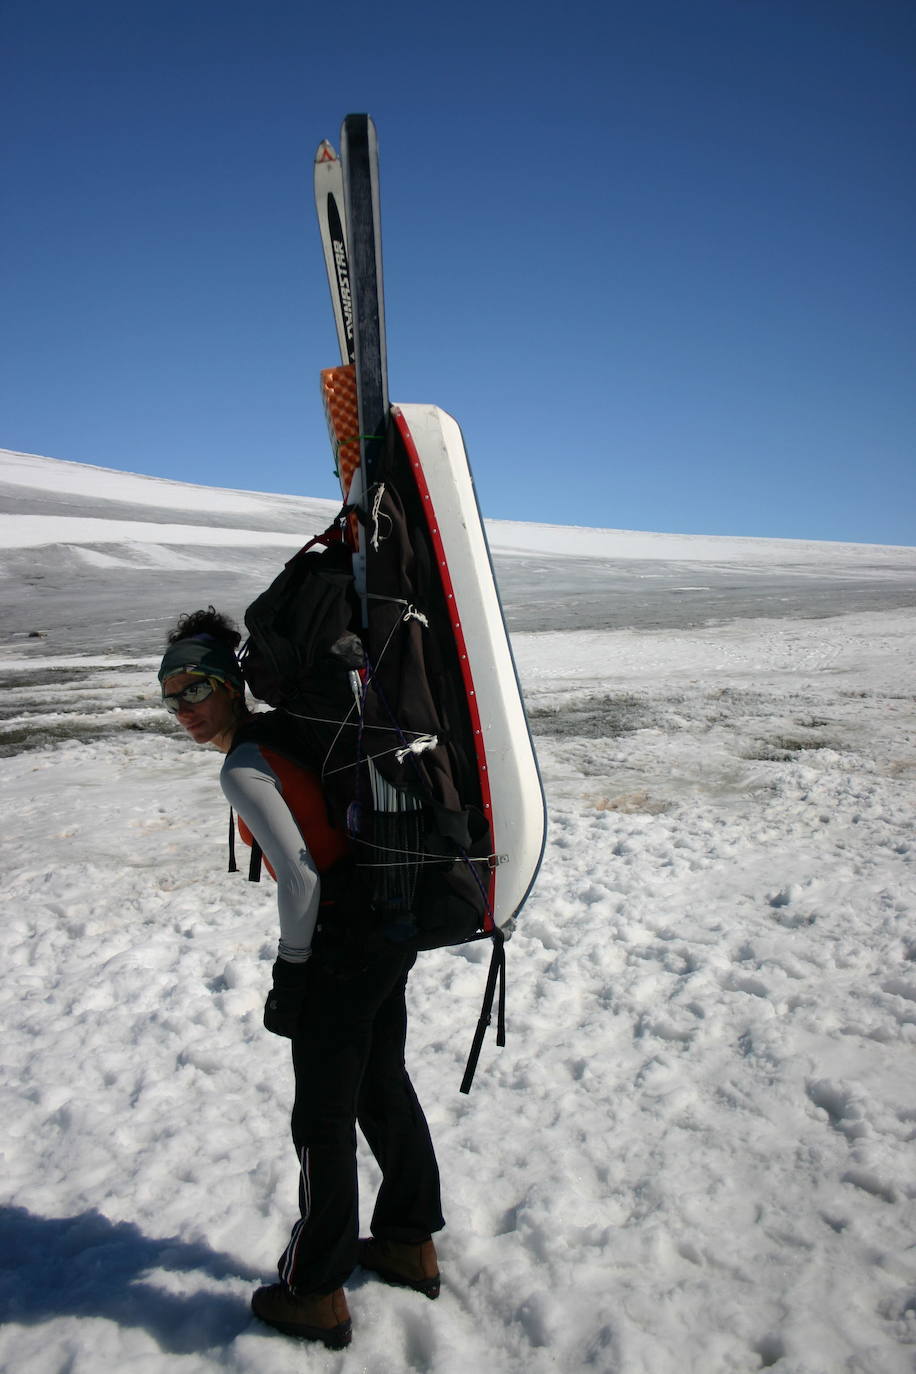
[3,445,916,654]
[1,445,915,1373]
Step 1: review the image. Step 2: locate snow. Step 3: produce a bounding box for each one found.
[485,517,916,567]
[1,447,915,1373]
[0,514,303,552]
[0,446,330,518]
[0,514,308,551]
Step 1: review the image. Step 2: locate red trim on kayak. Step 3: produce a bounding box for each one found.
[391,405,496,928]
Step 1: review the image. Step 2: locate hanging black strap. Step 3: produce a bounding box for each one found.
[227,806,263,881]
[460,931,507,1094]
[228,808,238,873]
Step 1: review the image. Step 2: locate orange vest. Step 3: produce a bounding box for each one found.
[236,744,349,880]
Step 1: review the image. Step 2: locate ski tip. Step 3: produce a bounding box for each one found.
[340,112,376,142]
[315,139,338,164]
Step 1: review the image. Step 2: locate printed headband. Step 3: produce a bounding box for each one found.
[158,634,245,691]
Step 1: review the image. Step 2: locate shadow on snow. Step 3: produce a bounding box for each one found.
[0,1205,264,1354]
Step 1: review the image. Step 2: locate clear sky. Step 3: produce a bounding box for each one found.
[2,0,914,544]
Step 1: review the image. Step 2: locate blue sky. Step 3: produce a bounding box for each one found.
[2,0,914,544]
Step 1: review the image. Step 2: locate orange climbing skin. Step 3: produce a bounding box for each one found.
[320,365,361,500]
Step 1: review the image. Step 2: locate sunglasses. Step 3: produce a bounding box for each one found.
[162,678,219,715]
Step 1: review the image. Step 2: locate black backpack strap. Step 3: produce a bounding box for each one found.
[227,804,263,881]
[460,930,507,1094]
[228,808,238,873]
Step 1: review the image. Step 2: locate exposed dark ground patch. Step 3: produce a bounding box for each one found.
[528,693,651,739]
[742,734,846,762]
[0,716,175,758]
[0,665,139,690]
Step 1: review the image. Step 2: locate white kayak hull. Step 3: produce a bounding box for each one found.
[392,403,546,931]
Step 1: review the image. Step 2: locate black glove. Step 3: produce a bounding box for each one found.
[263,957,311,1038]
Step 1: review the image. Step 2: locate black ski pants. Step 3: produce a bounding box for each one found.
[278,944,444,1295]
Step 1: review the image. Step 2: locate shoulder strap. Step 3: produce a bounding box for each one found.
[459,931,507,1094]
[227,805,264,880]
[228,807,238,873]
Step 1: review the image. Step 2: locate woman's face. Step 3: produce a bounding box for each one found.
[162,672,239,747]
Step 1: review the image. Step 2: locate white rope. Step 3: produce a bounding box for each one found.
[369,483,388,551]
[318,737,439,781]
[395,734,438,764]
[352,841,496,866]
[316,671,364,784]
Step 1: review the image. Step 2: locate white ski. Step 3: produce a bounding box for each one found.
[313,140,354,365]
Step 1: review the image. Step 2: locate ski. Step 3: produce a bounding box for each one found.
[313,140,355,366]
[340,113,388,489]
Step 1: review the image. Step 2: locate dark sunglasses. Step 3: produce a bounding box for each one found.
[162,678,218,715]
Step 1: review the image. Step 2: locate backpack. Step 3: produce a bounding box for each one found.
[232,423,504,1089]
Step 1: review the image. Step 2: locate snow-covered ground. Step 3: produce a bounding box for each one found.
[1,447,915,1374]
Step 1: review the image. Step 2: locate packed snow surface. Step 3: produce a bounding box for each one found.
[1,447,915,1373]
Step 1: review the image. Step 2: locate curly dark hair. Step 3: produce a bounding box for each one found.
[166,606,242,651]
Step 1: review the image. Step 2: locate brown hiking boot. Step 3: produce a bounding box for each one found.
[250,1282,352,1346]
[358,1237,440,1299]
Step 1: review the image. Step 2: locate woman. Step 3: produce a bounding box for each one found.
[159,608,444,1348]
